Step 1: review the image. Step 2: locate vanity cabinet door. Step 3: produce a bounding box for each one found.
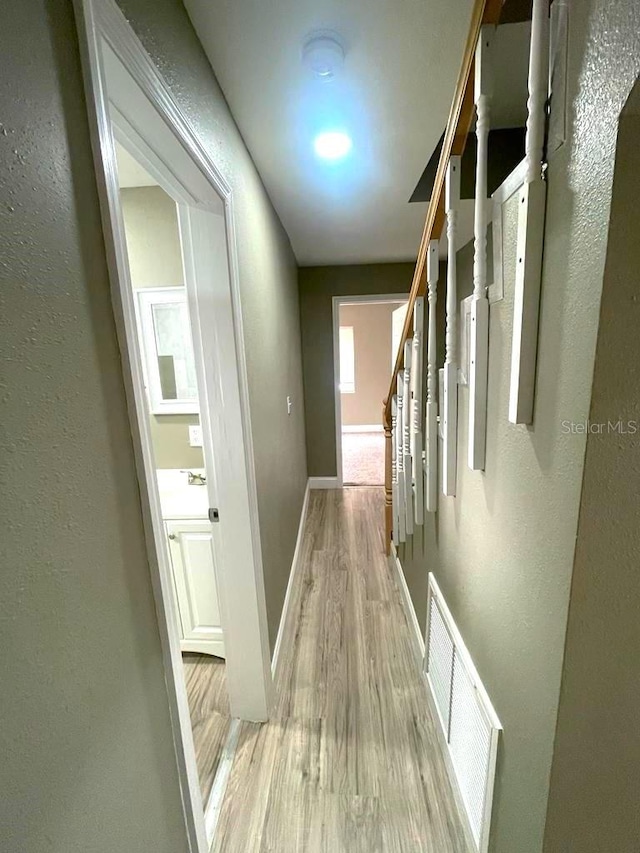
[166,519,225,659]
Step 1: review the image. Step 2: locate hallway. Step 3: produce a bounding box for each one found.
[214,489,469,852]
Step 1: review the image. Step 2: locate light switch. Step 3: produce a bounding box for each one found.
[287,396,293,415]
[188,424,203,447]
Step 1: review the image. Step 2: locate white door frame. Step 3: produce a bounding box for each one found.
[332,294,409,486]
[73,1,272,850]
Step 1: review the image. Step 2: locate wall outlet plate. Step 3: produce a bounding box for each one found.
[188,424,203,447]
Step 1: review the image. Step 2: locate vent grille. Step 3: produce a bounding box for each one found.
[427,593,454,733]
[425,575,502,852]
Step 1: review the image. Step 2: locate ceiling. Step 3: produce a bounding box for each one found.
[184,0,480,266]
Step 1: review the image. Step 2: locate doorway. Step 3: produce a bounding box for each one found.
[115,143,230,810]
[75,2,273,850]
[332,296,408,486]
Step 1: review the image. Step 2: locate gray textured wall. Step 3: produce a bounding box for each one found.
[0,2,189,850]
[0,0,307,849]
[543,87,640,853]
[116,0,308,651]
[299,264,412,476]
[396,2,640,852]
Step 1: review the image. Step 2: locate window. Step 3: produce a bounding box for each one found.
[339,325,355,394]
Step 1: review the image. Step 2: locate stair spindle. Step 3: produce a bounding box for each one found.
[469,25,494,470]
[391,396,399,546]
[396,373,407,542]
[403,339,414,536]
[425,241,439,513]
[411,298,424,525]
[443,157,460,497]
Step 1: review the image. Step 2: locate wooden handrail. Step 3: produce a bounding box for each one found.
[383,0,503,427]
[383,0,503,553]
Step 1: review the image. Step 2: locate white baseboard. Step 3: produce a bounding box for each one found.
[271,479,311,679]
[308,476,341,489]
[342,424,383,433]
[389,542,425,664]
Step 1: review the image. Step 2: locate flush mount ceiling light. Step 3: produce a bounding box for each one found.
[302,32,345,81]
[313,131,353,161]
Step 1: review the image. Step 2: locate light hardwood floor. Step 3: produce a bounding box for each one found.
[183,652,230,805]
[214,488,470,852]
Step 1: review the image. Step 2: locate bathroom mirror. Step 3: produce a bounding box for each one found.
[136,287,199,414]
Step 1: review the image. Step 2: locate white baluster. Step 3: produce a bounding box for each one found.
[509,0,549,424]
[403,339,414,536]
[396,374,406,543]
[411,297,424,525]
[425,241,439,513]
[391,396,399,547]
[443,157,460,497]
[469,25,494,470]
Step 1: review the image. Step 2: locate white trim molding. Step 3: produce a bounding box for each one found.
[271,480,311,679]
[389,542,425,665]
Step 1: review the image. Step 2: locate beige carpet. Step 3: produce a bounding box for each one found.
[342,431,385,485]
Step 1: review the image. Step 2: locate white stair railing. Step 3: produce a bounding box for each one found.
[443,156,460,497]
[425,241,439,514]
[396,373,406,543]
[411,298,424,525]
[382,0,510,554]
[403,339,414,536]
[468,25,494,470]
[391,395,400,546]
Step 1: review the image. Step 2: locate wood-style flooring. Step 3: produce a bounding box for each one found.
[183,652,229,805]
[214,488,470,852]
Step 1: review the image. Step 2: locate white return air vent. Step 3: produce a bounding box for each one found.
[425,574,502,853]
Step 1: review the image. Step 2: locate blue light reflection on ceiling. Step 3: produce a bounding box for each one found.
[290,70,375,203]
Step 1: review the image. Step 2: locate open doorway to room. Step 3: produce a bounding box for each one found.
[114,142,230,811]
[333,296,408,485]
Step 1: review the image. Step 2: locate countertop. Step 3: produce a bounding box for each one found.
[156,468,209,520]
